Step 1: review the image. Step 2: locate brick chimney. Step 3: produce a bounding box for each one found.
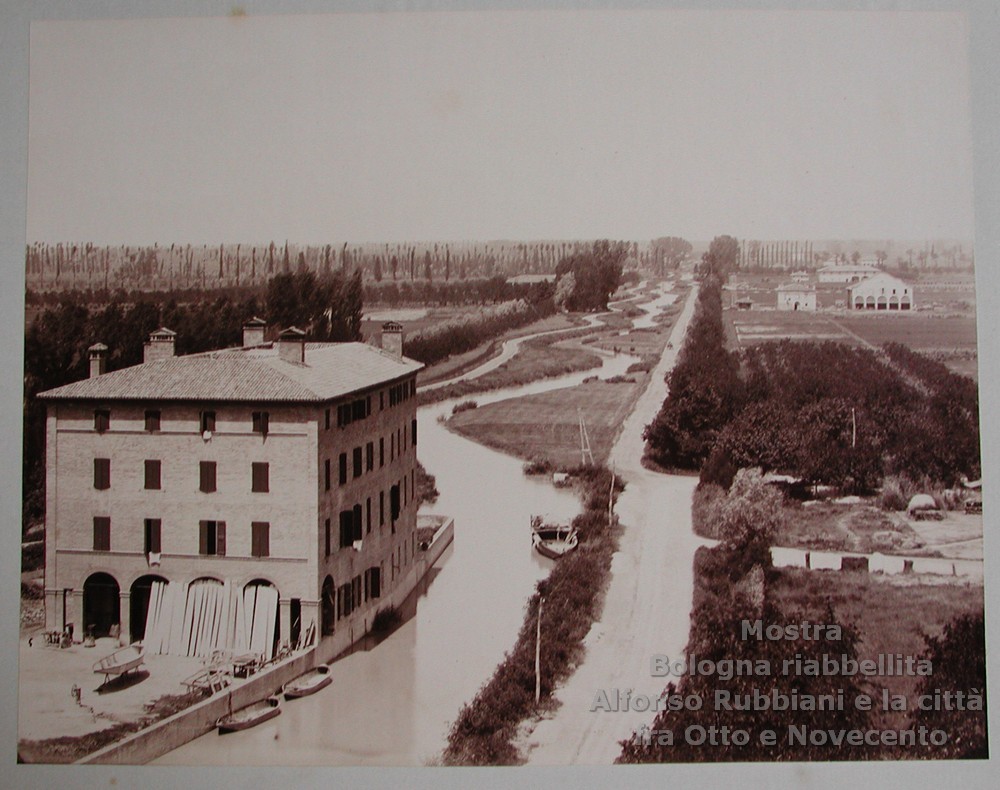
[88,343,108,378]
[144,328,176,363]
[278,326,306,364]
[242,316,267,347]
[381,321,403,359]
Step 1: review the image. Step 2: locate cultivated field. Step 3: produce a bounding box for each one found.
[448,378,644,468]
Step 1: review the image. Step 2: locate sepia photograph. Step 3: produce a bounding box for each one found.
[5,0,997,785]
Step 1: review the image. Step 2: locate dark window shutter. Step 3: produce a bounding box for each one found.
[94,458,110,490]
[199,520,209,554]
[353,504,363,541]
[145,519,161,553]
[353,447,362,478]
[201,411,216,433]
[353,576,361,608]
[412,418,417,446]
[379,438,384,467]
[200,461,216,492]
[94,409,110,432]
[252,521,269,557]
[366,497,372,534]
[144,460,161,490]
[340,511,353,548]
[252,462,269,492]
[390,485,400,521]
[252,411,269,435]
[325,408,331,430]
[145,410,160,432]
[93,517,110,551]
[366,442,374,471]
[339,453,348,485]
[370,567,381,598]
[379,491,385,526]
[325,459,331,490]
[216,521,226,556]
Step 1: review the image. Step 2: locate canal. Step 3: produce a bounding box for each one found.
[155,288,670,766]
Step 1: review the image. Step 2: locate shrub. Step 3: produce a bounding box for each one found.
[451,400,478,415]
[523,458,554,476]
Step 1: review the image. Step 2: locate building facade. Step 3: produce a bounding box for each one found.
[817,263,881,283]
[38,322,424,663]
[776,283,817,311]
[847,273,914,310]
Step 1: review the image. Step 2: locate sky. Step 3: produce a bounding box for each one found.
[26,8,974,245]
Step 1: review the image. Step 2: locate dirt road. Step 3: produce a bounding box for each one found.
[523,283,704,764]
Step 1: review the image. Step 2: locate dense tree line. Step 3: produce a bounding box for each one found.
[403,296,555,367]
[644,237,980,492]
[22,271,362,531]
[364,276,552,308]
[553,240,628,312]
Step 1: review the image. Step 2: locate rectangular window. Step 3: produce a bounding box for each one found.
[199,520,226,556]
[144,460,161,490]
[94,409,110,433]
[353,504,363,541]
[366,396,372,417]
[200,410,216,433]
[366,442,374,472]
[339,510,353,548]
[412,418,417,447]
[93,516,110,551]
[252,462,269,493]
[325,408,331,430]
[325,518,331,556]
[144,518,161,553]
[366,497,372,534]
[144,409,160,432]
[379,438,384,468]
[251,521,270,557]
[325,459,331,491]
[379,491,385,527]
[390,484,400,523]
[199,461,217,493]
[369,566,381,599]
[352,399,366,421]
[94,458,111,490]
[353,447,363,478]
[339,453,348,485]
[252,411,269,435]
[391,433,395,461]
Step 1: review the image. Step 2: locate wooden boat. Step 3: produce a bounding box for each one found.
[217,696,281,733]
[531,516,579,560]
[92,644,145,684]
[282,665,331,700]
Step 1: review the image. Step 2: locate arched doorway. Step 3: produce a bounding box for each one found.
[83,572,120,638]
[877,296,887,310]
[130,575,168,642]
[244,579,280,659]
[321,575,336,636]
[865,296,876,310]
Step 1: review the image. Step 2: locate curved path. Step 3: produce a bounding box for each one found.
[524,284,703,764]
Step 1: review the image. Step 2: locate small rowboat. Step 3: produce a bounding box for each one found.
[282,665,332,700]
[217,696,281,734]
[92,644,145,684]
[531,516,579,560]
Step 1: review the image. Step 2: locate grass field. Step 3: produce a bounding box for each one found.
[448,378,644,467]
[770,568,983,733]
[837,314,978,351]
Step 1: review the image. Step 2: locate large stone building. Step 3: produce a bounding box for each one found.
[817,262,881,283]
[37,320,424,663]
[847,272,914,310]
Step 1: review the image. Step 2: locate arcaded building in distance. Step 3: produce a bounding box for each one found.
[37,320,423,663]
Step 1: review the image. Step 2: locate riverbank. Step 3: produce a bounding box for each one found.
[442,467,624,765]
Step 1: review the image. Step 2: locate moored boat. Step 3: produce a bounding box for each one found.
[530,516,579,560]
[282,665,332,700]
[216,696,281,733]
[92,643,145,684]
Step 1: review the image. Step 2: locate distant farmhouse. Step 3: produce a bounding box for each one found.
[817,262,881,283]
[848,272,914,310]
[506,273,556,285]
[776,282,817,311]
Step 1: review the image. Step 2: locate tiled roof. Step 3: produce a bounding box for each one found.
[38,342,422,402]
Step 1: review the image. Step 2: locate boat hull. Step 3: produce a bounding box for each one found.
[217,698,281,733]
[283,667,332,700]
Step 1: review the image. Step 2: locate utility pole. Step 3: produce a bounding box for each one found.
[851,408,857,449]
[535,596,545,703]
